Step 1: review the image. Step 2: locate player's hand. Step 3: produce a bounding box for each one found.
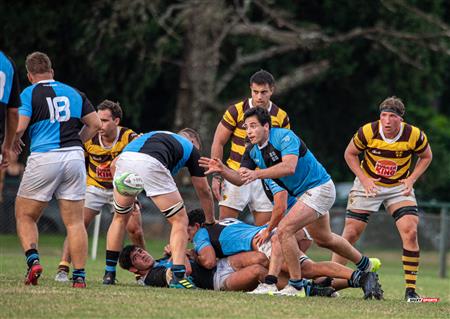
[238,167,258,184]
[254,228,271,247]
[12,138,25,155]
[163,244,172,257]
[199,157,224,175]
[0,144,10,169]
[399,177,415,196]
[360,176,381,197]
[211,176,222,201]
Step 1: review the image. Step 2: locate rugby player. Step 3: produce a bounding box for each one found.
[105,129,214,289]
[331,96,432,300]
[210,70,290,225]
[14,52,101,288]
[199,107,383,299]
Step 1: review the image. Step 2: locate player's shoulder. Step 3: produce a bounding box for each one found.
[270,127,296,142]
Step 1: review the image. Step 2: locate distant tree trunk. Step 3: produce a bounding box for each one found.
[173,0,227,149]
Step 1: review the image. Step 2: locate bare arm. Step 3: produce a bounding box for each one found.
[210,123,233,200]
[344,139,380,197]
[199,157,245,186]
[239,154,298,184]
[400,145,432,196]
[196,246,217,269]
[1,108,19,167]
[79,112,101,143]
[191,176,216,224]
[12,115,31,154]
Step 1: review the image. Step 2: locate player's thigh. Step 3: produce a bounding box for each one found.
[15,196,48,221]
[17,155,62,202]
[228,251,268,270]
[347,177,384,212]
[279,200,318,235]
[224,264,265,291]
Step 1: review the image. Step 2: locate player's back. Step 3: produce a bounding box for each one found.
[123,131,194,175]
[19,80,92,153]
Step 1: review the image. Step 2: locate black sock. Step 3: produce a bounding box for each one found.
[25,249,39,268]
[264,275,278,285]
[349,270,363,288]
[105,250,120,273]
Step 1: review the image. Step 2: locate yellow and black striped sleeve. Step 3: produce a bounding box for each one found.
[352,123,373,151]
[220,104,238,131]
[411,127,429,154]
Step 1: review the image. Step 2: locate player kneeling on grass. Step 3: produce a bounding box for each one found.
[119,245,267,291]
[104,129,214,289]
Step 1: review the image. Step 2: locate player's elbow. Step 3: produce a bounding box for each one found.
[201,258,217,269]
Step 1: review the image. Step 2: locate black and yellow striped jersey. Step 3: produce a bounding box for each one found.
[220,99,290,171]
[85,127,138,189]
[353,121,428,187]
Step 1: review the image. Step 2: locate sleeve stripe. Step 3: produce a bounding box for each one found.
[220,119,235,131]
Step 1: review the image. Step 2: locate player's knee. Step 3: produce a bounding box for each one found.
[313,234,333,248]
[278,224,296,240]
[250,264,267,280]
[344,227,362,244]
[402,227,418,243]
[254,253,269,268]
[300,260,313,278]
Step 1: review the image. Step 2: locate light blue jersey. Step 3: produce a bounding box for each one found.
[193,218,266,257]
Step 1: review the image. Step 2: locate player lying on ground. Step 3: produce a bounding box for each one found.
[119,245,267,291]
[188,209,382,298]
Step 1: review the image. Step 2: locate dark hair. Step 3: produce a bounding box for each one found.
[98,99,123,120]
[119,245,138,270]
[187,208,205,226]
[178,128,202,150]
[379,96,405,117]
[249,69,275,87]
[26,52,52,74]
[243,107,272,128]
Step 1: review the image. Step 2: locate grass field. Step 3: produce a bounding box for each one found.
[0,234,449,319]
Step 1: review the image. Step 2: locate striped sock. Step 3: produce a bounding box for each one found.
[73,268,86,280]
[288,278,308,290]
[105,250,120,273]
[25,249,39,268]
[402,249,419,290]
[356,256,370,272]
[171,264,186,281]
[348,270,363,288]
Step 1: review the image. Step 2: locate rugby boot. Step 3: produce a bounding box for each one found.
[25,260,43,286]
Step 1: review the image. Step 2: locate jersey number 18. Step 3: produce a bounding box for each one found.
[46,96,71,123]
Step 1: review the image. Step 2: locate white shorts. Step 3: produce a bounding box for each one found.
[85,186,114,213]
[213,258,235,291]
[114,152,177,197]
[298,179,336,216]
[257,228,276,259]
[219,179,273,212]
[347,177,417,212]
[18,150,86,202]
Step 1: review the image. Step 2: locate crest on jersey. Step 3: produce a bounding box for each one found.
[395,151,403,157]
[269,151,279,162]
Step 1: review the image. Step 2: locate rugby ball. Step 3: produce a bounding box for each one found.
[114,172,144,196]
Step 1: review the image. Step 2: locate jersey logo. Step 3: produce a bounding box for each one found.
[282,135,290,143]
[395,151,403,157]
[96,163,112,180]
[375,159,397,177]
[371,149,381,155]
[269,151,279,162]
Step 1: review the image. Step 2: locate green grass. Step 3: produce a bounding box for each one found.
[0,234,449,319]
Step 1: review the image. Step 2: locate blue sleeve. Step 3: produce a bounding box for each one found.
[265,179,284,196]
[279,130,300,157]
[193,228,212,253]
[18,87,33,117]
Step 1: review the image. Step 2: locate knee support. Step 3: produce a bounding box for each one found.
[392,206,418,222]
[113,198,134,214]
[161,201,185,219]
[346,210,370,223]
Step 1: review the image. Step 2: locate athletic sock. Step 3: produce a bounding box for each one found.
[356,255,370,272]
[25,249,39,268]
[288,278,307,290]
[105,250,120,273]
[264,275,278,285]
[348,270,363,288]
[73,268,86,281]
[402,248,419,291]
[58,261,70,273]
[171,264,186,281]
